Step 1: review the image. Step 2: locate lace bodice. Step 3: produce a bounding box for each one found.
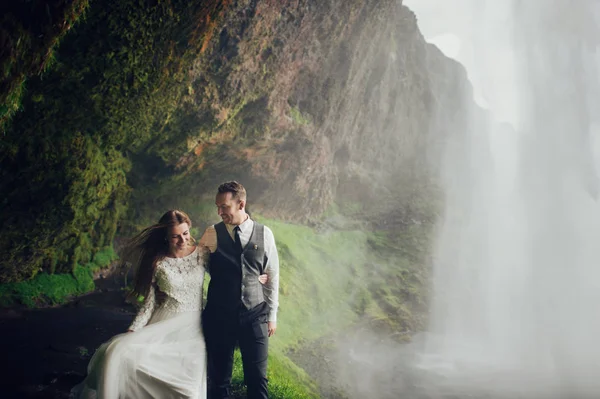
[129,247,206,331]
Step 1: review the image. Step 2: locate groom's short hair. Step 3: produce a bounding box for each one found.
[218,181,247,202]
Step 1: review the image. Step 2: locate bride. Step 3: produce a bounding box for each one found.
[72,210,268,399]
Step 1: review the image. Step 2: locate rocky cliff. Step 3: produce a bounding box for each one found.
[165,0,472,223]
[0,0,474,283]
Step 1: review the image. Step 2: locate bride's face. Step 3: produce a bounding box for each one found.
[168,223,191,253]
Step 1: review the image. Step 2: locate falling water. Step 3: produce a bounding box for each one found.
[417,1,600,398]
[330,2,600,397]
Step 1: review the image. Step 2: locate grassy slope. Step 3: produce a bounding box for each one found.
[225,213,430,398]
[128,195,431,397]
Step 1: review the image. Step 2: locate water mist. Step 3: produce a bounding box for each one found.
[419,1,600,398]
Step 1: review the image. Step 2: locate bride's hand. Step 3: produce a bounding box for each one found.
[258,274,269,284]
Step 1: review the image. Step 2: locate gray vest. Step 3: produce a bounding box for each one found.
[206,221,267,312]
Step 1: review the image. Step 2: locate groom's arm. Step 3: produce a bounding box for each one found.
[198,225,217,252]
[198,225,217,274]
[263,226,279,336]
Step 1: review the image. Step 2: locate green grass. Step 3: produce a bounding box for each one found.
[0,246,117,307]
[221,213,430,398]
[0,265,95,308]
[231,350,319,398]
[261,217,371,351]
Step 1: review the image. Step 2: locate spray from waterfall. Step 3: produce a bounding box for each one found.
[416,1,600,397]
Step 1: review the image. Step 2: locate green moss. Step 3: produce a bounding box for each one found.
[0,265,95,308]
[0,0,230,284]
[289,105,311,126]
[0,0,90,131]
[90,246,119,272]
[0,246,117,308]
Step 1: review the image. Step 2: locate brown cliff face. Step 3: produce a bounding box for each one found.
[0,0,476,282]
[167,0,474,222]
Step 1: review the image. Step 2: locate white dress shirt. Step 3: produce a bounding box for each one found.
[199,217,280,323]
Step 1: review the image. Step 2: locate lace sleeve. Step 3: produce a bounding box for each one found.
[128,284,156,332]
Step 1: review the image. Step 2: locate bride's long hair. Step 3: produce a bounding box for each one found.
[120,210,194,298]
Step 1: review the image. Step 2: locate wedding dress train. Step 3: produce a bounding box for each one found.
[71,247,207,399]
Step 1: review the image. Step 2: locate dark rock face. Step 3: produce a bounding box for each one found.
[0,0,475,282]
[180,1,473,222]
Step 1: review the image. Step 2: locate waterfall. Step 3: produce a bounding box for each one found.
[412,0,600,397]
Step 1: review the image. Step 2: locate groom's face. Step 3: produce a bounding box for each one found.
[216,192,245,225]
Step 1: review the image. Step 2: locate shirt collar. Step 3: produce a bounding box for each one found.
[226,215,253,234]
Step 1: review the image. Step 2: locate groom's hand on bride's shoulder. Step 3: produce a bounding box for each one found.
[268,322,276,337]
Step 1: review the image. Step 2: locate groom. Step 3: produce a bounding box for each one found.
[199,181,280,399]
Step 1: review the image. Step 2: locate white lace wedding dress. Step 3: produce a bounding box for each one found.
[71,246,207,399]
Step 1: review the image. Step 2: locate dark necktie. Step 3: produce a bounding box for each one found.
[234,226,243,254]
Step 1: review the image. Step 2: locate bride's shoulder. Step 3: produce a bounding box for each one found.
[155,258,169,272]
[152,260,167,282]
